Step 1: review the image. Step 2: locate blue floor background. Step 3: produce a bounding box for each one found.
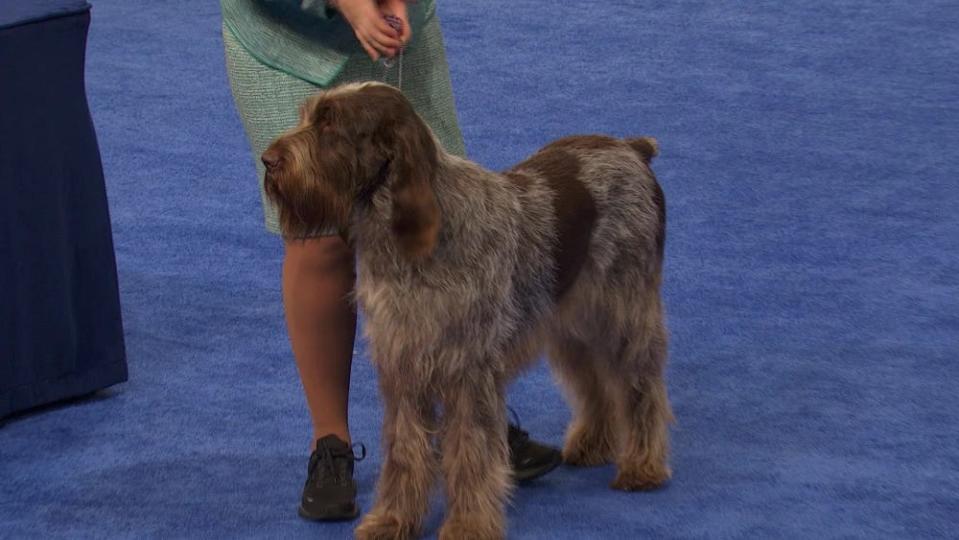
[2,0,958,538]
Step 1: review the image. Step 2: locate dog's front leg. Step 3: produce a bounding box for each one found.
[437,373,510,540]
[356,379,437,540]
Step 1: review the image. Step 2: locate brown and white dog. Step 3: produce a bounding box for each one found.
[262,82,673,540]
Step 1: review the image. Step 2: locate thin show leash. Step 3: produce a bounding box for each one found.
[379,14,404,90]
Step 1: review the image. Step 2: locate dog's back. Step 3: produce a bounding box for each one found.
[507,134,665,290]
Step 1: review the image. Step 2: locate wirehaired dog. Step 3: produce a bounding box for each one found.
[262,82,673,540]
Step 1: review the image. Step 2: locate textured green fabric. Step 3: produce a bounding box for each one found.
[222,14,465,235]
[221,0,435,87]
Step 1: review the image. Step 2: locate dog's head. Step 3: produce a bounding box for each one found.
[262,82,441,258]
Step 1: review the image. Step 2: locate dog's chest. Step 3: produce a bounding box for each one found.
[355,251,549,373]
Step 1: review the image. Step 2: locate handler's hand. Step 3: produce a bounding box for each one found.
[378,0,412,46]
[332,0,402,61]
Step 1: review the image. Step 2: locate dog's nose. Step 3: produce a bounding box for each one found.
[261,148,281,170]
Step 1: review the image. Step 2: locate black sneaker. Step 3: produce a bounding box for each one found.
[298,434,366,521]
[508,420,562,483]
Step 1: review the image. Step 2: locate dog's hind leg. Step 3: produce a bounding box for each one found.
[356,380,437,540]
[546,334,617,467]
[605,288,673,491]
[437,372,510,540]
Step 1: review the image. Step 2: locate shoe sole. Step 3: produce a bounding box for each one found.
[297,502,359,522]
[514,453,563,483]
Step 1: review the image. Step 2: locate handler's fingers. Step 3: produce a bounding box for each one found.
[370,21,402,49]
[357,33,380,61]
[365,29,400,57]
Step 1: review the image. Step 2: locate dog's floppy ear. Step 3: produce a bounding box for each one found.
[386,110,441,260]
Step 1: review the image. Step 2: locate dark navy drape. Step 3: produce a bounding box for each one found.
[1,2,127,418]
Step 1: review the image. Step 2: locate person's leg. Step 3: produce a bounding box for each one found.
[283,237,357,447]
[224,23,364,521]
[224,26,355,448]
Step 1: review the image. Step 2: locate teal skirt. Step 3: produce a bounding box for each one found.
[222,18,465,235]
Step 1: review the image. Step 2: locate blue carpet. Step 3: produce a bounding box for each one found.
[2,1,958,538]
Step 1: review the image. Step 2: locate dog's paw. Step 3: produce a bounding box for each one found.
[610,465,670,492]
[562,442,613,467]
[562,428,614,467]
[438,516,505,540]
[354,510,417,540]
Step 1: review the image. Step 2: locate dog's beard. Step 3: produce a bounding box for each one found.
[266,166,353,239]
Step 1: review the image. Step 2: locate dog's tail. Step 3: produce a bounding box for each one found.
[625,136,659,165]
